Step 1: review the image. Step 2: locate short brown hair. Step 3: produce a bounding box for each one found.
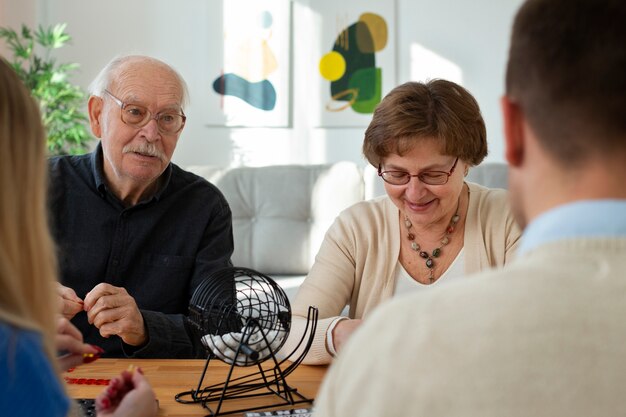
[362,79,487,168]
[506,0,626,165]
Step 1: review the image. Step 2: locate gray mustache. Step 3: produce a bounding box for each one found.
[122,143,164,160]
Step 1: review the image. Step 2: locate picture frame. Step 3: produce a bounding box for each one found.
[206,0,291,127]
[310,0,396,127]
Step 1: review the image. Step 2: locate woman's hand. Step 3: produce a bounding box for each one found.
[56,316,103,371]
[332,318,363,354]
[96,367,158,417]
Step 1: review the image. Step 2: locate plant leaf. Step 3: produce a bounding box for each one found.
[1,22,93,155]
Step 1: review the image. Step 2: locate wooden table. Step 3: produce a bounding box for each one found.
[65,358,327,416]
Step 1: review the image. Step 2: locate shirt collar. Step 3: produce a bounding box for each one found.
[90,142,173,203]
[91,143,107,197]
[518,200,626,255]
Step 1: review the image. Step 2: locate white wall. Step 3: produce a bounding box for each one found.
[0,0,38,56]
[397,0,524,164]
[1,0,523,167]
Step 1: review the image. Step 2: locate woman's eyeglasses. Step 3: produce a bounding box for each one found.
[378,157,459,186]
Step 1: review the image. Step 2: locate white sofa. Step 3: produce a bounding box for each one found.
[186,162,364,300]
[187,161,508,301]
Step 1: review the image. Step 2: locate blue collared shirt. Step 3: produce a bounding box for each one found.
[518,200,626,255]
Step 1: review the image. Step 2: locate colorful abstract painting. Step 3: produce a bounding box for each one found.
[312,0,396,127]
[207,0,291,127]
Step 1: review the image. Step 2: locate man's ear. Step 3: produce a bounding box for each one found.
[501,96,525,167]
[88,95,103,138]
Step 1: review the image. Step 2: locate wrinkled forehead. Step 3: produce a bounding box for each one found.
[110,61,184,108]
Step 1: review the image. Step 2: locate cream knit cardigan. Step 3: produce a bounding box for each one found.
[314,238,626,416]
[282,182,521,364]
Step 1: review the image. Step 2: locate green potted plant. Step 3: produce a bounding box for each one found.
[0,23,92,155]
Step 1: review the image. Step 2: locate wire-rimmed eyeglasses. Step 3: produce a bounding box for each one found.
[378,157,459,186]
[103,89,186,134]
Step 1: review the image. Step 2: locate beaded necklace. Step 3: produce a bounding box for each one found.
[403,193,462,283]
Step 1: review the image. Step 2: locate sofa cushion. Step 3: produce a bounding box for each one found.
[187,162,363,275]
[465,162,509,189]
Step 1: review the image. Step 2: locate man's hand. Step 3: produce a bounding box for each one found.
[84,283,147,347]
[56,317,103,371]
[57,283,84,320]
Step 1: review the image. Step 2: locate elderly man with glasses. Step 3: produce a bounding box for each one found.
[282,79,521,365]
[49,55,234,359]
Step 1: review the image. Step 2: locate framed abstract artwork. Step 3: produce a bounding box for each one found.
[311,0,396,127]
[206,0,291,127]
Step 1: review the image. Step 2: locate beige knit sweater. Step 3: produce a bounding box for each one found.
[282,182,521,364]
[314,238,626,417]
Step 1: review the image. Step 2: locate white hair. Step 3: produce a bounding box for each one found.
[87,55,190,108]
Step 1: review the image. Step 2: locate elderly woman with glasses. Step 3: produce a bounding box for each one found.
[283,80,521,365]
